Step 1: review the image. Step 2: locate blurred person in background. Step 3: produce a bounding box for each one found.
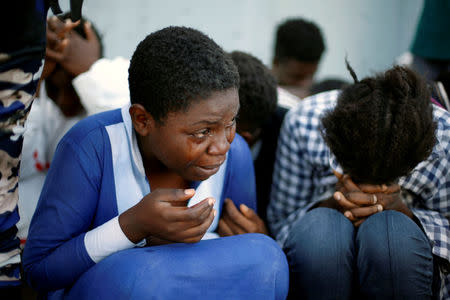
[309,77,349,96]
[18,14,130,243]
[224,51,282,227]
[272,18,326,106]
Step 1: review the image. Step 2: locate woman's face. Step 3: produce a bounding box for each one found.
[137,88,240,182]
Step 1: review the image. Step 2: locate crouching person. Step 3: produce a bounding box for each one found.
[23,26,289,300]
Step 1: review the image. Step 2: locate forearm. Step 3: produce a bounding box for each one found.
[85,216,138,262]
[23,233,94,291]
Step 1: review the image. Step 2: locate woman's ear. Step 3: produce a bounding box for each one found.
[129,104,154,136]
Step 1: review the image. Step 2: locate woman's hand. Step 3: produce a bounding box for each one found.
[119,188,216,244]
[332,173,413,226]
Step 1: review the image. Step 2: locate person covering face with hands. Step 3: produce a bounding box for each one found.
[269,62,450,299]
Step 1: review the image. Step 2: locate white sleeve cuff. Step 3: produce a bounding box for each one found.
[84,216,137,263]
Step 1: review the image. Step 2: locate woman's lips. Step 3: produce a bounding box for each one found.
[195,161,224,177]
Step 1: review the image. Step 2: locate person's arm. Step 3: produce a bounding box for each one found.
[223,134,257,211]
[267,107,327,243]
[399,106,450,269]
[22,135,105,291]
[411,209,450,271]
[217,134,268,236]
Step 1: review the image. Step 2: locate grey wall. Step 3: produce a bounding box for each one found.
[59,0,424,81]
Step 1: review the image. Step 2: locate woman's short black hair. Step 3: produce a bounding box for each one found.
[321,64,436,184]
[274,18,325,63]
[230,51,277,132]
[128,26,239,124]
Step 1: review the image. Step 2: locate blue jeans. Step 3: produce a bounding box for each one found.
[284,208,434,299]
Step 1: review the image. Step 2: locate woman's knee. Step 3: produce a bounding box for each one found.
[231,234,289,294]
[66,235,290,300]
[285,208,355,267]
[357,210,432,263]
[284,208,356,298]
[356,211,434,298]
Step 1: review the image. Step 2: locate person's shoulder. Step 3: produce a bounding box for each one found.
[61,108,124,145]
[432,105,450,154]
[433,104,450,126]
[230,133,249,152]
[292,90,339,115]
[277,87,301,109]
[283,90,339,132]
[229,133,252,162]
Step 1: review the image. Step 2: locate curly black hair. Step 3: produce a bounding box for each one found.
[321,63,436,184]
[128,26,239,124]
[230,51,278,132]
[274,18,325,63]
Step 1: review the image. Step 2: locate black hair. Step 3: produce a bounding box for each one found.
[59,12,104,57]
[128,27,239,124]
[230,51,278,132]
[274,18,325,63]
[310,78,349,95]
[321,63,436,184]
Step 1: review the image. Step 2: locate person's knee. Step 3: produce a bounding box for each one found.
[285,208,354,268]
[238,234,289,285]
[357,210,431,264]
[67,236,290,299]
[217,234,289,300]
[284,208,355,298]
[357,211,434,297]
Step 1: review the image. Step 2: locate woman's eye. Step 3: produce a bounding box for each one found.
[193,128,211,139]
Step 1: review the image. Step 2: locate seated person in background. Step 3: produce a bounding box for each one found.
[220,51,282,227]
[271,17,326,105]
[268,64,450,298]
[23,26,288,299]
[18,15,128,241]
[309,77,349,96]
